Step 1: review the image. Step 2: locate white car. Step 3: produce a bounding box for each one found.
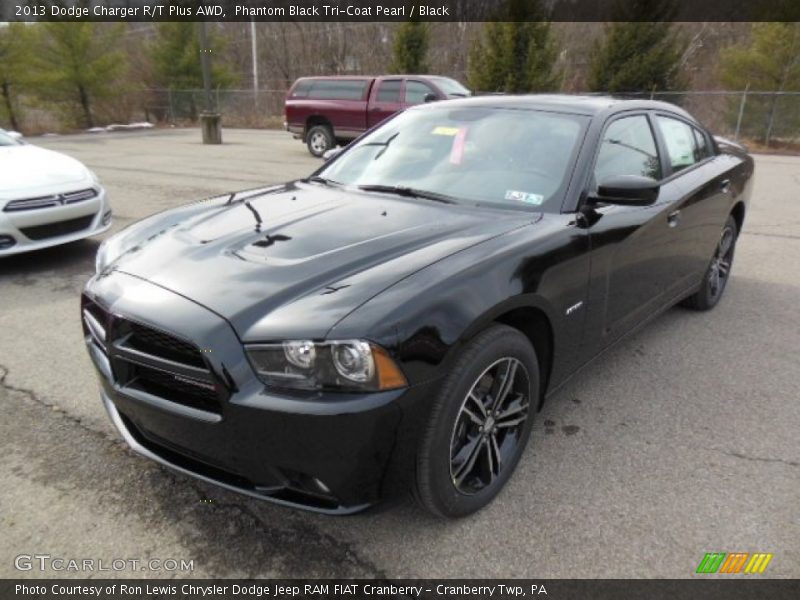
[0,130,112,256]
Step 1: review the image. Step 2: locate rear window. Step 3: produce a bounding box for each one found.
[306,80,368,101]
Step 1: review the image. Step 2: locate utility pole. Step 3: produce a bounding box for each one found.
[198,17,222,144]
[250,19,259,109]
[199,19,214,112]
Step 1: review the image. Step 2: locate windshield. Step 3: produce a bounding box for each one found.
[0,131,21,147]
[319,106,588,213]
[430,77,471,97]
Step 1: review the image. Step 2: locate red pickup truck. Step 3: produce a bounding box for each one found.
[284,75,470,156]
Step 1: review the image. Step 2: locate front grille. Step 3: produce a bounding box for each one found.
[81,295,224,416]
[126,321,206,368]
[3,194,61,212]
[4,188,97,212]
[21,214,95,240]
[62,188,98,204]
[130,363,220,414]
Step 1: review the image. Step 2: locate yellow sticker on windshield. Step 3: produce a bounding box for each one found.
[431,126,460,136]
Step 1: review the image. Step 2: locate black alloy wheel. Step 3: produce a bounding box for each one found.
[415,324,539,518]
[450,357,531,495]
[682,215,738,311]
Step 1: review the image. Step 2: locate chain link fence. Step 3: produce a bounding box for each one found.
[9,88,800,151]
[605,91,800,150]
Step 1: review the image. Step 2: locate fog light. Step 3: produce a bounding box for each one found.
[101,210,112,225]
[0,235,16,250]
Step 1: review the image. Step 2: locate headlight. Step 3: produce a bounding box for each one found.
[246,340,407,392]
[95,237,111,273]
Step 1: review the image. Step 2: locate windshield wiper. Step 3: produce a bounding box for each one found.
[358,184,457,205]
[303,175,340,186]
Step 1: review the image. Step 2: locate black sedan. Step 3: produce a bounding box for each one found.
[83,95,753,518]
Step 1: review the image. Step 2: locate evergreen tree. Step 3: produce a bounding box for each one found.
[28,22,127,128]
[0,23,29,130]
[390,21,430,74]
[719,23,800,145]
[468,0,559,93]
[150,22,236,120]
[589,0,686,93]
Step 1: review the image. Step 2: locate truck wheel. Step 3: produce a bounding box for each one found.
[306,125,333,157]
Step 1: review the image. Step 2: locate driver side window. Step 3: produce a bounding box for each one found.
[594,115,662,184]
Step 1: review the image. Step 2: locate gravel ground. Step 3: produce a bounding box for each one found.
[0,128,797,579]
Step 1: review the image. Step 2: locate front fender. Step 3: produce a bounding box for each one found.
[328,215,591,391]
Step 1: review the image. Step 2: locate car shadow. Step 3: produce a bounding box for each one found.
[0,238,100,282]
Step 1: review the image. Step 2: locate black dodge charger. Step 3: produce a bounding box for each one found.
[83,95,753,518]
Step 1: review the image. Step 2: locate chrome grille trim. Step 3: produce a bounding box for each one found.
[3,195,61,212]
[4,188,98,212]
[82,308,107,352]
[62,188,98,204]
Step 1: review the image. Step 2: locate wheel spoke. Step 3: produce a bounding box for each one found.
[485,437,495,480]
[496,415,527,429]
[491,359,518,412]
[490,433,502,475]
[709,268,719,294]
[719,230,733,257]
[467,390,488,417]
[718,260,730,277]
[453,436,484,485]
[495,395,526,420]
[461,406,484,427]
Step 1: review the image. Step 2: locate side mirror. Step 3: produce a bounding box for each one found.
[590,175,659,206]
[423,93,438,103]
[321,147,341,161]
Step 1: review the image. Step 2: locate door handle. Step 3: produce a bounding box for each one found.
[667,210,681,227]
[720,179,731,194]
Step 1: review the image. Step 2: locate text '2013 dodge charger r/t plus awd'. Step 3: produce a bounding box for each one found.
[83,96,753,518]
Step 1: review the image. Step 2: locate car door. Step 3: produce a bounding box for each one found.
[366,78,404,128]
[581,112,691,349]
[652,113,733,282]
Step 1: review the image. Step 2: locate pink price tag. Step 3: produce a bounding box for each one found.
[449,127,468,165]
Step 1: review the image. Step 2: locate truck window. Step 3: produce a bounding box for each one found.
[290,80,312,98]
[307,80,368,101]
[404,81,436,105]
[376,80,402,103]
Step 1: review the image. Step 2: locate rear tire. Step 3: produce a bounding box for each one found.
[682,215,738,311]
[306,124,334,157]
[414,324,539,518]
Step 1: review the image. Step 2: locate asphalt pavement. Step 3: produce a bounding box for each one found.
[0,128,797,578]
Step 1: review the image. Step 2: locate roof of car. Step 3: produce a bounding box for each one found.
[417,94,695,120]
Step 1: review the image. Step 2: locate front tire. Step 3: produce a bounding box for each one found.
[414,325,539,518]
[682,215,738,311]
[306,124,334,157]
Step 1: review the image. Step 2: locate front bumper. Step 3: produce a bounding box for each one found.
[84,272,437,513]
[0,187,112,256]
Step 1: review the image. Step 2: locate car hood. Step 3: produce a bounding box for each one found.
[0,144,92,197]
[110,182,533,341]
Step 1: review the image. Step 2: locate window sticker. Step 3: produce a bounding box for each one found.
[431,126,460,136]
[449,127,469,165]
[504,190,544,205]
